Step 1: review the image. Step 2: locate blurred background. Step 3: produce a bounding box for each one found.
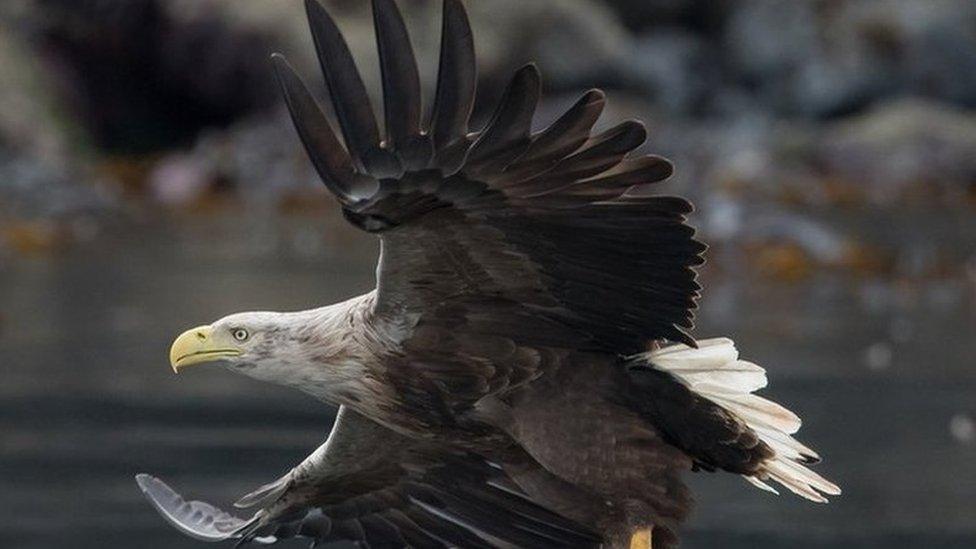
[1,0,975,547]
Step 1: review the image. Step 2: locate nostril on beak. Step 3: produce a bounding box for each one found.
[196,331,207,340]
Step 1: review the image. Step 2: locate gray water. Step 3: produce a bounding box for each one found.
[2,217,974,548]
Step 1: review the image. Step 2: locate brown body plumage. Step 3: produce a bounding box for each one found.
[140,1,839,547]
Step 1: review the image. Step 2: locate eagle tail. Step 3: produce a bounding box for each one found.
[638,338,842,503]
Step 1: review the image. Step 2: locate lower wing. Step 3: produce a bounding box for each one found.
[137,406,600,548]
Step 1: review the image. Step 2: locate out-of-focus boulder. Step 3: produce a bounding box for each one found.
[474,0,628,89]
[724,0,976,118]
[698,189,875,281]
[0,10,119,256]
[724,0,884,118]
[817,99,976,205]
[0,151,117,256]
[0,152,111,221]
[601,0,733,34]
[0,13,72,163]
[846,0,976,108]
[24,0,287,153]
[147,108,319,209]
[148,153,213,207]
[625,30,717,115]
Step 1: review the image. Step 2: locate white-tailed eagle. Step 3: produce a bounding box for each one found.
[138,1,839,547]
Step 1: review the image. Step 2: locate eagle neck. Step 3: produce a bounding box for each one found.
[238,292,390,408]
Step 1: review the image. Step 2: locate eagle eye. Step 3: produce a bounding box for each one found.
[232,329,249,342]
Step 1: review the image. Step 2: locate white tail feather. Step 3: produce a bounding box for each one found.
[677,362,767,394]
[742,474,779,495]
[752,425,820,463]
[706,392,802,434]
[639,338,841,503]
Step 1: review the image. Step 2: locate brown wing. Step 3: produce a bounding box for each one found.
[273,0,703,406]
[137,407,601,548]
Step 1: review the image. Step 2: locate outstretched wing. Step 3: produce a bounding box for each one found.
[137,407,601,548]
[274,0,703,348]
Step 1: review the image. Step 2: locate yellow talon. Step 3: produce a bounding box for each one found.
[629,527,652,549]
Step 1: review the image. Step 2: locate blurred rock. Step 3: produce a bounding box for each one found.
[0,9,121,255]
[0,152,115,218]
[24,0,285,153]
[602,0,732,34]
[0,153,117,256]
[648,100,976,287]
[625,30,716,115]
[863,0,976,107]
[0,219,69,256]
[148,153,212,206]
[724,0,881,118]
[146,108,321,210]
[724,0,976,118]
[480,0,628,89]
[0,13,73,163]
[818,99,976,205]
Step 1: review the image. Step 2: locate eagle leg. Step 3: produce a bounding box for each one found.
[629,527,652,549]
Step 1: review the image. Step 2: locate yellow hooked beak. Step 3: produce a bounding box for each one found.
[169,325,242,373]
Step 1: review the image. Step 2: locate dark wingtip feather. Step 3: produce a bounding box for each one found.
[564,155,674,198]
[305,0,383,173]
[630,155,674,184]
[499,88,606,183]
[515,62,543,88]
[465,63,541,168]
[372,0,433,171]
[583,88,606,103]
[371,0,422,149]
[271,53,377,203]
[431,0,477,162]
[572,89,607,124]
[592,119,647,155]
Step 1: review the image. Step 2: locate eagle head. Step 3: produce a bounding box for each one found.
[167,301,375,400]
[169,312,298,375]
